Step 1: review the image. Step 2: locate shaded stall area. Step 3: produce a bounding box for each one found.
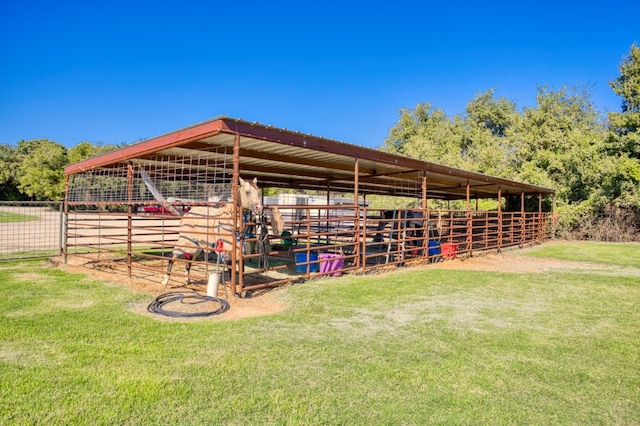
[63,117,555,296]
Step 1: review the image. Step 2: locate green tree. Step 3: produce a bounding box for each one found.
[381,103,467,168]
[514,85,604,203]
[465,89,516,138]
[68,141,119,164]
[604,43,640,213]
[15,139,68,200]
[462,89,519,177]
[0,144,25,200]
[608,43,640,159]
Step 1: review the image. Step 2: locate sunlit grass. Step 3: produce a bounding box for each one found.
[0,211,38,222]
[1,242,639,424]
[522,241,640,268]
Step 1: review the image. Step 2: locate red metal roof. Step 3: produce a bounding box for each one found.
[64,116,555,200]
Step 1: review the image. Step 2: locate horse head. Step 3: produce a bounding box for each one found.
[238,177,263,214]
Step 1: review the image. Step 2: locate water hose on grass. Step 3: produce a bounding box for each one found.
[147,292,230,318]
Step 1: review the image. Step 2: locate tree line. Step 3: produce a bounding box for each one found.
[381,44,639,241]
[1,44,638,240]
[0,140,121,201]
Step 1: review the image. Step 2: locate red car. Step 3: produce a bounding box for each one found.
[143,205,171,214]
[142,205,191,214]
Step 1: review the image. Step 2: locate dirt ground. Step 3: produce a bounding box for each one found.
[426,246,615,274]
[6,207,623,321]
[53,243,616,322]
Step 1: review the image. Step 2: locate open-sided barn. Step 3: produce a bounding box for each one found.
[63,116,555,296]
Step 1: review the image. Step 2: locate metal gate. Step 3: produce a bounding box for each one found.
[0,201,63,261]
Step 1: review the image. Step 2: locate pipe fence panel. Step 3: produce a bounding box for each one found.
[59,201,554,293]
[0,201,63,260]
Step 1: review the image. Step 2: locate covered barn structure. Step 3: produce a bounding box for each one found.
[63,116,555,296]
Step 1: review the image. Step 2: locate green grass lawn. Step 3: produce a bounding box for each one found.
[1,242,639,424]
[522,240,640,268]
[0,211,39,222]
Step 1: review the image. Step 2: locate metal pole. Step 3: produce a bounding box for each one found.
[497,186,502,253]
[232,133,241,294]
[354,158,360,270]
[62,176,69,263]
[127,164,133,277]
[538,192,543,242]
[520,191,525,247]
[466,180,472,257]
[422,172,428,256]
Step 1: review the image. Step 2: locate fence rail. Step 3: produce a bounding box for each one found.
[3,201,553,294]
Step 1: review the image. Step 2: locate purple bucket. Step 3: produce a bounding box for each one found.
[319,253,345,277]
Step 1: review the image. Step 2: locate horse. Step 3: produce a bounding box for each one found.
[162,177,279,286]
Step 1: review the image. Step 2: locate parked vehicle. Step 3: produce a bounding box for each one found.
[141,205,191,215]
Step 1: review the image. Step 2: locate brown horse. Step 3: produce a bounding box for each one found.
[162,177,270,286]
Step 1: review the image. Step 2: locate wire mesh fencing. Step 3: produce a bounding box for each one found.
[0,201,63,260]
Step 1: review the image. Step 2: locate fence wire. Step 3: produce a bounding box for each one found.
[0,201,63,260]
[66,148,233,206]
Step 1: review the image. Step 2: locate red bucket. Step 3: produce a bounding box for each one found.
[440,243,457,258]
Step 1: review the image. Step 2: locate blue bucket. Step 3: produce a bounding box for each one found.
[428,240,441,256]
[295,252,318,273]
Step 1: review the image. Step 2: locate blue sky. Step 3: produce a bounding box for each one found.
[1,1,638,149]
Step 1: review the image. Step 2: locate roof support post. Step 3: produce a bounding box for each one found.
[538,192,543,242]
[126,163,133,278]
[538,192,542,212]
[552,194,558,239]
[422,172,427,210]
[466,180,472,257]
[354,158,361,271]
[62,175,69,264]
[325,181,331,247]
[520,191,525,247]
[326,181,331,205]
[497,186,502,253]
[421,172,428,257]
[354,158,359,204]
[232,132,241,295]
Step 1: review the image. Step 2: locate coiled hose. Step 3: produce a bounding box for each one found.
[147,292,230,318]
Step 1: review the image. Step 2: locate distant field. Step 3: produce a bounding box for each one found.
[0,211,38,222]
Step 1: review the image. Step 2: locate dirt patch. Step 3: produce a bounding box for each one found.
[53,257,287,322]
[425,250,612,274]
[127,289,286,322]
[51,245,622,321]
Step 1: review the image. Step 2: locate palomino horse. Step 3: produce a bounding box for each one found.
[162,177,282,286]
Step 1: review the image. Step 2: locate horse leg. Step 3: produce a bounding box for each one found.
[162,255,176,286]
[184,253,192,285]
[184,248,203,285]
[162,247,186,286]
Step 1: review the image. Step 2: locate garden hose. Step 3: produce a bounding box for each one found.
[147,291,230,318]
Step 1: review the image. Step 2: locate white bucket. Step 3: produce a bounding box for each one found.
[207,273,220,297]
